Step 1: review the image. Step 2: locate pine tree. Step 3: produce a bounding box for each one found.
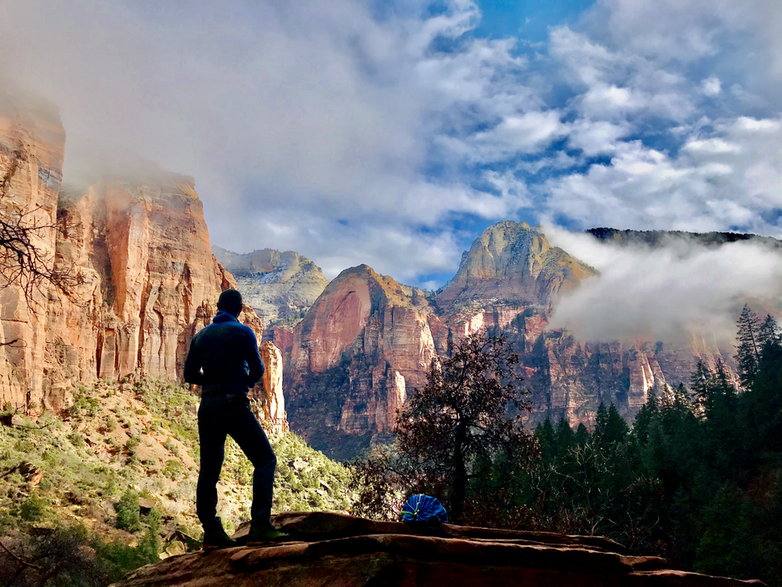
[633,392,659,445]
[555,417,575,458]
[594,403,629,448]
[574,423,589,445]
[758,314,780,351]
[690,360,714,405]
[535,418,556,462]
[735,304,761,389]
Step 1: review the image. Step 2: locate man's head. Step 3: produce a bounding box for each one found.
[217,289,243,317]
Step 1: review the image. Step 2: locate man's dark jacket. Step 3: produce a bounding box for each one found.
[184,310,264,395]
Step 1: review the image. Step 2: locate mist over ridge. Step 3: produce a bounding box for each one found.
[545,224,782,344]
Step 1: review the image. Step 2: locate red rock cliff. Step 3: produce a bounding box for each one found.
[0,104,65,411]
[42,175,241,410]
[0,106,272,415]
[283,265,436,459]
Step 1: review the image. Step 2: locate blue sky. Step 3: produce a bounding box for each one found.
[2,0,781,290]
[474,0,594,41]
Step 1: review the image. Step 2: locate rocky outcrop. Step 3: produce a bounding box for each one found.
[258,341,287,430]
[283,265,436,459]
[113,511,763,586]
[213,246,328,328]
[435,221,595,310]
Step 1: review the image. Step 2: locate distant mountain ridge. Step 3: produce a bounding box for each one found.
[213,246,329,327]
[435,221,596,309]
[588,227,782,249]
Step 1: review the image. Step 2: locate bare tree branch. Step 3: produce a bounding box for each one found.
[0,539,42,571]
[0,140,81,346]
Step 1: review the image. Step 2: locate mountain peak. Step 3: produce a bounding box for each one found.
[213,246,328,327]
[435,221,595,308]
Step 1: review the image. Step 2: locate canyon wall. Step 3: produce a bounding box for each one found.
[0,105,66,411]
[280,222,739,458]
[42,176,240,411]
[0,106,278,417]
[281,265,436,459]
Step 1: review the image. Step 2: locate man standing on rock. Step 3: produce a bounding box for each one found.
[184,288,286,548]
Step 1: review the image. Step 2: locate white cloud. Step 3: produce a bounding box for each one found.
[1,0,781,289]
[701,76,722,96]
[470,110,566,161]
[0,0,540,283]
[567,119,629,156]
[543,115,782,236]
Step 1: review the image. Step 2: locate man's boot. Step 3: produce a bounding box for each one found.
[202,517,238,549]
[242,519,290,543]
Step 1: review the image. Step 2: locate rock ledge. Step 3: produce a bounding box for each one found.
[113,512,764,586]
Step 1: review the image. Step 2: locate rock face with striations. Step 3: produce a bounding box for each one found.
[0,101,273,415]
[258,341,287,430]
[112,511,763,586]
[213,246,328,328]
[43,175,252,410]
[282,264,437,459]
[0,101,67,411]
[435,221,595,310]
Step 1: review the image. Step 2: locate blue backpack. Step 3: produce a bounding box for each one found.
[400,494,449,523]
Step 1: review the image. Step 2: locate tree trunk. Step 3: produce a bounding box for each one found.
[450,420,467,521]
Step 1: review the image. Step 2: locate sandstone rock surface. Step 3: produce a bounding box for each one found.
[0,103,66,411]
[258,341,287,430]
[0,105,268,415]
[435,220,595,309]
[213,246,328,328]
[283,265,436,459]
[112,511,764,587]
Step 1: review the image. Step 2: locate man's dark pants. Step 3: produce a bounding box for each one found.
[196,395,276,528]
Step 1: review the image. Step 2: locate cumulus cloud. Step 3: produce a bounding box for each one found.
[0,0,544,283]
[470,110,566,161]
[1,0,780,289]
[545,226,782,343]
[542,115,782,235]
[701,76,722,97]
[529,0,782,241]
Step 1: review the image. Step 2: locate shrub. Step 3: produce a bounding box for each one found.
[68,431,86,448]
[125,435,141,455]
[18,492,50,522]
[163,459,183,480]
[115,490,141,532]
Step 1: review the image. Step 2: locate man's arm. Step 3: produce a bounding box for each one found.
[245,328,264,388]
[184,335,205,385]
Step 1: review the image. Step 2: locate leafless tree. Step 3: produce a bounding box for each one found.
[0,143,78,345]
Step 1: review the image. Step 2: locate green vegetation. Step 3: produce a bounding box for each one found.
[0,378,352,585]
[115,490,141,532]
